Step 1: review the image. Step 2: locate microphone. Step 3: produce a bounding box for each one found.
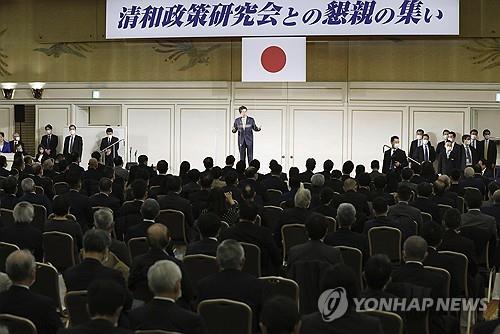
[134,150,138,162]
[382,144,391,153]
[408,157,422,166]
[129,147,132,162]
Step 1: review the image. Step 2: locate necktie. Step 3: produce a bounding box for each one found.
[418,140,422,147]
[108,137,111,145]
[424,145,428,161]
[69,136,74,154]
[466,147,471,165]
[484,140,489,160]
[472,140,476,149]
[48,135,51,146]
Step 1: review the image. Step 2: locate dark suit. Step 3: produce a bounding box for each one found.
[391,262,448,300]
[324,228,368,262]
[436,140,447,157]
[411,196,440,223]
[149,174,168,188]
[388,202,423,226]
[19,192,52,214]
[185,238,219,257]
[479,139,498,168]
[461,209,497,239]
[301,310,383,334]
[340,190,370,217]
[89,192,121,214]
[129,298,206,334]
[220,222,281,276]
[44,219,83,251]
[128,248,193,305]
[472,318,500,334]
[409,138,423,160]
[125,219,155,241]
[460,145,479,169]
[424,247,465,297]
[99,136,120,166]
[58,319,133,334]
[288,240,343,267]
[197,269,263,331]
[33,175,54,200]
[40,134,58,158]
[261,175,288,193]
[157,192,194,227]
[438,146,461,175]
[0,193,18,210]
[482,204,500,234]
[298,170,314,184]
[128,164,155,182]
[60,190,93,231]
[9,140,25,153]
[232,116,260,162]
[440,229,477,276]
[363,216,395,234]
[459,177,487,196]
[63,135,84,160]
[275,207,312,244]
[0,223,43,261]
[0,286,62,334]
[382,148,408,174]
[415,144,436,163]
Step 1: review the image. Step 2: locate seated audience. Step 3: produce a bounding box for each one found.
[0,176,19,210]
[59,280,132,334]
[61,174,93,231]
[157,175,194,227]
[89,177,121,213]
[288,213,343,267]
[277,187,313,239]
[182,168,201,199]
[0,202,42,261]
[312,187,338,218]
[363,197,394,233]
[481,189,500,231]
[18,177,52,214]
[129,260,206,333]
[202,188,239,225]
[259,296,300,334]
[94,208,131,266]
[185,213,221,257]
[280,177,301,207]
[222,170,242,202]
[369,160,384,181]
[361,254,398,299]
[388,184,423,226]
[461,189,496,239]
[298,158,316,183]
[189,173,213,218]
[261,162,288,194]
[44,196,83,250]
[309,173,325,208]
[125,199,160,241]
[340,178,370,219]
[460,166,487,195]
[113,156,129,182]
[300,264,383,334]
[150,159,169,187]
[0,250,62,334]
[410,182,441,223]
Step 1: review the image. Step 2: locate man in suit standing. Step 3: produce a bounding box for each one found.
[232,105,261,163]
[288,213,343,267]
[409,128,425,160]
[59,280,133,334]
[9,132,25,153]
[415,133,436,164]
[470,129,480,151]
[0,250,63,334]
[99,128,120,167]
[63,124,84,162]
[40,124,58,158]
[438,140,461,175]
[479,129,497,171]
[460,134,479,169]
[129,260,206,333]
[436,129,450,158]
[382,136,409,174]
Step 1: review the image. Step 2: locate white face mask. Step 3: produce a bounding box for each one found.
[422,139,429,145]
[46,130,52,135]
[14,136,20,141]
[69,129,76,135]
[464,140,470,146]
[416,134,422,140]
[471,134,477,140]
[484,135,490,140]
[107,134,113,139]
[393,143,400,149]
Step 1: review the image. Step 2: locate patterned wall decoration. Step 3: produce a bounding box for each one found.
[34,42,94,58]
[465,38,500,71]
[153,41,222,71]
[0,28,11,77]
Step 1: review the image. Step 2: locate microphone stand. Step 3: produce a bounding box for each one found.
[99,139,125,165]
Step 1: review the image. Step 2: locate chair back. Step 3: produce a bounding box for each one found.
[0,314,37,334]
[325,216,336,233]
[149,185,162,197]
[183,255,218,290]
[240,242,261,277]
[358,310,403,334]
[34,186,44,196]
[198,299,252,334]
[32,204,47,231]
[265,189,283,206]
[424,266,451,299]
[0,242,19,273]
[456,196,465,213]
[261,206,283,233]
[136,331,183,334]
[64,290,90,327]
[42,231,75,272]
[438,251,468,298]
[157,209,188,245]
[421,212,432,223]
[53,182,69,195]
[302,182,312,190]
[259,276,299,304]
[437,204,453,221]
[31,262,62,311]
[334,246,363,290]
[460,226,491,270]
[128,237,149,259]
[218,221,229,235]
[281,224,307,263]
[368,226,402,264]
[0,209,15,228]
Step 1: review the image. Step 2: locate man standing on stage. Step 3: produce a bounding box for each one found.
[232,106,261,163]
[382,135,409,174]
[63,124,83,162]
[99,127,120,166]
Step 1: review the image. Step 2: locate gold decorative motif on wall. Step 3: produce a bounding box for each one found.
[0,29,11,77]
[153,41,221,71]
[465,38,500,71]
[34,42,94,58]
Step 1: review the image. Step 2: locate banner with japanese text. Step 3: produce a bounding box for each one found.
[106,0,459,39]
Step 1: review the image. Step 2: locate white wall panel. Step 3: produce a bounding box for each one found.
[36,105,70,154]
[474,108,500,164]
[351,108,406,170]
[411,108,467,149]
[0,106,13,142]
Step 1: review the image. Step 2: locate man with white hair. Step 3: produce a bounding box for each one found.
[129,260,206,333]
[0,250,62,334]
[324,203,368,259]
[0,202,42,261]
[198,239,263,330]
[459,166,486,195]
[94,208,130,266]
[310,173,325,208]
[18,177,52,213]
[276,187,313,244]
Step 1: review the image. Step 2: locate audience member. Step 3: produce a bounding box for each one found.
[260,296,301,334]
[410,182,440,223]
[185,213,221,257]
[361,254,398,299]
[44,196,83,250]
[94,208,131,266]
[0,176,19,210]
[18,178,52,214]
[125,199,160,241]
[89,177,121,213]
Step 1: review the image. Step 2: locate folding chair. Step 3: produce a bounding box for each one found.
[325,216,336,233]
[53,182,70,196]
[421,212,433,223]
[32,204,47,231]
[34,186,44,196]
[424,266,451,298]
[31,262,62,311]
[437,204,453,221]
[265,189,283,206]
[64,290,90,326]
[240,242,261,277]
[42,231,76,272]
[0,314,37,334]
[368,226,402,264]
[335,246,363,290]
[157,209,188,245]
[149,186,162,197]
[0,209,15,228]
[456,196,465,214]
[281,224,307,264]
[358,310,403,334]
[438,251,468,298]
[128,237,149,259]
[259,276,299,304]
[0,242,19,272]
[261,206,283,233]
[198,299,252,334]
[183,254,218,289]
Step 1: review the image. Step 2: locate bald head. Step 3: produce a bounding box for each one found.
[403,236,428,262]
[147,223,170,250]
[343,178,357,192]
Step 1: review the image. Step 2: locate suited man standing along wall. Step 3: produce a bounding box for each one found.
[40,124,58,158]
[100,127,120,167]
[232,105,261,163]
[63,124,83,162]
[382,136,409,174]
[409,128,424,161]
[479,129,497,170]
[415,133,436,164]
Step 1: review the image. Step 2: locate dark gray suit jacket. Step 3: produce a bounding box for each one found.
[461,209,497,239]
[388,201,423,225]
[232,116,260,147]
[288,240,343,267]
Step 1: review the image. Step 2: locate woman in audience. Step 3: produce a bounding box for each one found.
[34,144,49,163]
[421,161,438,183]
[178,160,190,185]
[235,160,246,181]
[202,188,239,225]
[0,132,10,153]
[44,196,83,251]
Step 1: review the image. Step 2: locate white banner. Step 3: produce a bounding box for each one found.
[106,0,459,39]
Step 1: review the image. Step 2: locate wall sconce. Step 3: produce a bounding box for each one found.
[1,83,16,100]
[497,92,500,102]
[30,82,45,99]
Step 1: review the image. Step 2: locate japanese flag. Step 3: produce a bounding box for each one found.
[242,37,306,82]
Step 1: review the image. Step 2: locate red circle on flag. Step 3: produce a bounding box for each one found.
[261,46,287,73]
